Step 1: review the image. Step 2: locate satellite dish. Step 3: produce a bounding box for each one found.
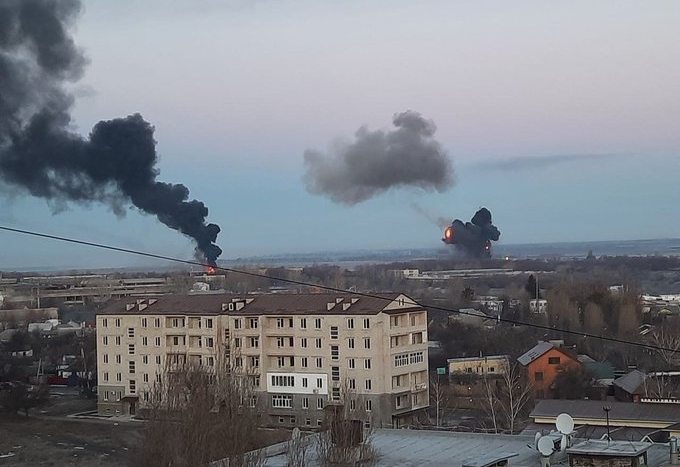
[556,413,574,434]
[537,436,554,457]
[560,434,568,452]
[534,432,542,449]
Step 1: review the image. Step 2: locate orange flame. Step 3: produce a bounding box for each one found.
[207,266,216,274]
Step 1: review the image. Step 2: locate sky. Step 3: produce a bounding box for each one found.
[1,0,679,269]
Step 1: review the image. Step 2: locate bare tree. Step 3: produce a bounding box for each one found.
[429,373,448,428]
[131,356,264,467]
[286,429,311,467]
[650,325,680,368]
[315,380,380,467]
[498,362,534,434]
[480,375,500,433]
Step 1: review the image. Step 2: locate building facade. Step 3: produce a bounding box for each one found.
[96,292,429,428]
[518,342,582,398]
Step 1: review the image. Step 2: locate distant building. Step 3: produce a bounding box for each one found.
[613,370,647,403]
[517,342,581,399]
[447,355,510,378]
[529,299,548,314]
[96,292,430,428]
[567,440,652,467]
[449,308,493,328]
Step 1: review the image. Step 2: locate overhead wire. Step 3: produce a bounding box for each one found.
[0,224,673,353]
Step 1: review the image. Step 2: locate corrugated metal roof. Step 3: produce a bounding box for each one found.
[517,341,554,366]
[531,399,680,425]
[612,370,647,395]
[97,292,422,316]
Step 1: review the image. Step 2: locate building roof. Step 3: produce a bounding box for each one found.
[264,429,670,467]
[517,342,554,366]
[566,440,651,457]
[448,355,509,363]
[613,370,647,395]
[531,399,680,426]
[97,293,423,316]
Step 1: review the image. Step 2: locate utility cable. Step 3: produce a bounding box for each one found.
[0,224,675,354]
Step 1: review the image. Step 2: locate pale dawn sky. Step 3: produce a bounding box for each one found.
[1,0,679,269]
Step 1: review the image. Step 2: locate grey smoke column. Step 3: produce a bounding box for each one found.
[0,0,222,264]
[303,111,453,205]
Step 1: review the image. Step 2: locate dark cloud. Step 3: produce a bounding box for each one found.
[0,0,221,264]
[303,111,454,205]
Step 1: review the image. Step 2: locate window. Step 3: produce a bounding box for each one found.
[350,399,356,411]
[317,398,324,409]
[412,332,423,344]
[276,318,285,328]
[289,356,295,367]
[315,318,322,330]
[102,318,108,328]
[271,375,295,387]
[127,327,135,338]
[248,337,259,348]
[171,318,185,328]
[234,337,241,348]
[347,318,354,329]
[363,318,370,329]
[365,379,372,390]
[115,318,121,327]
[316,357,323,368]
[141,318,148,328]
[276,337,287,348]
[234,318,242,329]
[272,395,293,408]
[348,338,355,349]
[365,400,372,412]
[488,367,495,373]
[332,387,341,400]
[205,337,214,348]
[142,355,149,364]
[330,326,338,339]
[409,351,424,364]
[349,379,356,390]
[103,372,109,382]
[103,354,109,364]
[129,380,136,394]
[206,318,214,329]
[102,336,108,346]
[396,395,407,409]
[548,357,561,365]
[300,318,307,329]
[155,355,161,365]
[206,357,215,367]
[250,356,259,368]
[302,397,309,409]
[302,377,308,388]
[315,338,322,349]
[129,361,136,374]
[316,378,323,389]
[247,318,257,329]
[410,314,417,327]
[128,344,135,355]
[301,357,308,368]
[155,336,161,346]
[115,354,122,364]
[142,336,148,346]
[278,417,285,424]
[306,418,311,425]
[331,366,340,382]
[115,336,121,346]
[348,358,356,369]
[364,359,371,370]
[390,316,399,328]
[154,318,161,328]
[235,357,243,368]
[535,371,544,382]
[277,356,285,368]
[116,372,122,382]
[331,346,339,360]
[301,338,308,348]
[363,338,371,349]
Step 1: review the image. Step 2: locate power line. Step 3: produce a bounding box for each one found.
[0,224,673,354]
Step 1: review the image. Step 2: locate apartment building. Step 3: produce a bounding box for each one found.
[96,292,429,428]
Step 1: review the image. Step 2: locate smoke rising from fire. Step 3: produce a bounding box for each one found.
[0,0,222,264]
[443,207,501,258]
[303,111,453,205]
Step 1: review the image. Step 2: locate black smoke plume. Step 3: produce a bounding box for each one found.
[442,207,501,258]
[303,111,453,205]
[0,0,221,264]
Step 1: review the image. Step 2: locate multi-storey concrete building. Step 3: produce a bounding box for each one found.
[96,292,429,428]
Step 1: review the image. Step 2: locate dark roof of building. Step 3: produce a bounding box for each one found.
[517,342,554,366]
[613,370,647,395]
[531,399,680,425]
[97,292,423,316]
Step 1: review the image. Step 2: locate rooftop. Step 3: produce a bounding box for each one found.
[517,342,554,366]
[531,399,680,427]
[566,440,651,457]
[97,292,424,316]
